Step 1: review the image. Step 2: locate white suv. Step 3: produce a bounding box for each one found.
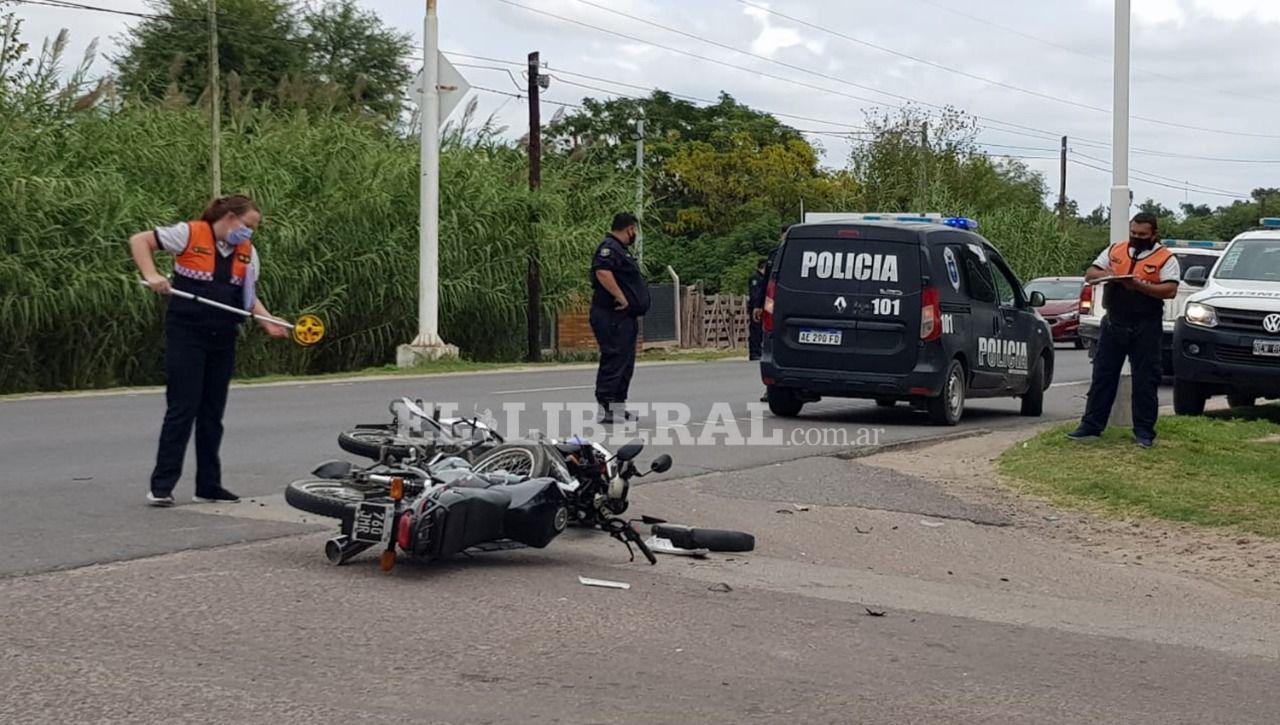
[1078,239,1228,374]
[1172,220,1280,413]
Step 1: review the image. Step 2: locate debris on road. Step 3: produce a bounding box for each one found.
[920,520,945,528]
[854,526,873,534]
[792,504,811,512]
[646,535,708,558]
[578,576,631,590]
[708,582,733,593]
[865,607,886,617]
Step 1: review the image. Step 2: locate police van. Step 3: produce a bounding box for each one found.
[760,213,1055,425]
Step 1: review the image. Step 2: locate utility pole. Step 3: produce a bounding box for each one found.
[208,0,220,199]
[635,116,645,267]
[1058,135,1068,230]
[397,0,457,366]
[526,51,542,363]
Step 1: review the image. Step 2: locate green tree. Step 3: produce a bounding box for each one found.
[298,0,412,119]
[114,0,410,119]
[115,0,304,106]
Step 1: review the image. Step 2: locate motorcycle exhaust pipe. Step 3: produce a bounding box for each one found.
[324,535,373,566]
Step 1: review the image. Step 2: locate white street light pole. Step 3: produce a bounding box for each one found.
[398,0,457,365]
[635,116,644,267]
[1110,0,1131,244]
[417,0,441,346]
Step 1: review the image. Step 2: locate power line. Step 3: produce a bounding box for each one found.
[1068,157,1247,199]
[569,0,1280,140]
[444,51,879,134]
[1069,150,1250,197]
[491,0,1080,145]
[907,0,1280,105]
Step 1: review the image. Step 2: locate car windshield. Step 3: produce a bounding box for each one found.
[1215,240,1280,282]
[1173,253,1219,279]
[1025,280,1082,300]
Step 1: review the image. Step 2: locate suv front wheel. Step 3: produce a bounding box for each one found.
[927,360,966,426]
[1173,377,1208,416]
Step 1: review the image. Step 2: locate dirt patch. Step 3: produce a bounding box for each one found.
[1253,434,1280,443]
[861,425,1280,598]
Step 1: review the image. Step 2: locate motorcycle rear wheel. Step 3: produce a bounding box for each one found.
[285,479,368,519]
[337,428,415,461]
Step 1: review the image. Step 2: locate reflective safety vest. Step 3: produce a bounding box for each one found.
[169,220,254,329]
[1102,241,1171,321]
[1106,240,1172,284]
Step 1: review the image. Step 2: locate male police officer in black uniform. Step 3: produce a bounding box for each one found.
[591,213,650,423]
[1068,212,1179,448]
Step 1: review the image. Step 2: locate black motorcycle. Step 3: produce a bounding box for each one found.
[285,439,672,571]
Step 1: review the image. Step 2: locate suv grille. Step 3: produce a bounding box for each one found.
[1216,307,1280,335]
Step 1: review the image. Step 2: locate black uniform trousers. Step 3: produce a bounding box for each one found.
[1079,315,1163,441]
[150,319,238,496]
[748,320,763,360]
[590,306,638,407]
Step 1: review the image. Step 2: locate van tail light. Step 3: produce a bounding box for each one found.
[1079,282,1093,314]
[762,279,777,333]
[920,286,942,342]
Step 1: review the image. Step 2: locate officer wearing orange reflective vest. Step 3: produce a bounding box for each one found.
[1068,212,1180,448]
[129,195,289,507]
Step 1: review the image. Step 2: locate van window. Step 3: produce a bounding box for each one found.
[989,259,1019,307]
[962,250,997,304]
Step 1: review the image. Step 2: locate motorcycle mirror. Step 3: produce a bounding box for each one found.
[615,440,645,462]
[649,454,673,473]
[311,460,353,480]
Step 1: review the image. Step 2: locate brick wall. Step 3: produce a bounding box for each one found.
[556,303,644,353]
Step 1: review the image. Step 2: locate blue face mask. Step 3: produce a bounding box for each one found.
[227,226,253,245]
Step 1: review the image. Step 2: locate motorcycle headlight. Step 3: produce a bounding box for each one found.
[1185,302,1218,328]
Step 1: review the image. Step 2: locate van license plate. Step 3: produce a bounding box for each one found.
[1254,340,1280,357]
[798,329,842,346]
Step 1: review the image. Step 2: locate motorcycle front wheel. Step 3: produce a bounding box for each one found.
[285,479,368,519]
[470,442,553,479]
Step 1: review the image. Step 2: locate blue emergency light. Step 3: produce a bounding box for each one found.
[943,217,979,230]
[1260,218,1280,228]
[1163,239,1226,249]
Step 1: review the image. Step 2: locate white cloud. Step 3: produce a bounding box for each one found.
[742,3,825,58]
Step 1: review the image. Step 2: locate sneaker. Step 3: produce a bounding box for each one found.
[1135,436,1155,449]
[1065,428,1101,442]
[193,488,240,504]
[146,492,175,507]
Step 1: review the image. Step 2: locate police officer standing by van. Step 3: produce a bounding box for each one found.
[1068,212,1179,447]
[748,257,768,361]
[591,213,649,423]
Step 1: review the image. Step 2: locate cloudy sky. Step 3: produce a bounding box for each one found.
[10,0,1280,217]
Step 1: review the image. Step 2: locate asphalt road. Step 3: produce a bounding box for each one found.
[0,347,1159,578]
[4,347,1273,725]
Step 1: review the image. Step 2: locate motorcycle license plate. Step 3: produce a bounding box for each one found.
[798,328,842,346]
[1254,340,1280,357]
[351,502,395,545]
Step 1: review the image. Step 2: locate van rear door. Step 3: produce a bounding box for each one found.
[772,225,922,374]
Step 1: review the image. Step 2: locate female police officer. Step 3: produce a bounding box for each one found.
[129,195,288,506]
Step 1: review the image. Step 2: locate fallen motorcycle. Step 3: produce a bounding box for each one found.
[337,397,504,462]
[285,437,673,570]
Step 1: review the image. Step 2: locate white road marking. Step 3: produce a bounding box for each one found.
[1050,380,1091,389]
[492,385,594,395]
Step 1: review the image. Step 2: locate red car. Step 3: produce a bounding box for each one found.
[1026,277,1086,348]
